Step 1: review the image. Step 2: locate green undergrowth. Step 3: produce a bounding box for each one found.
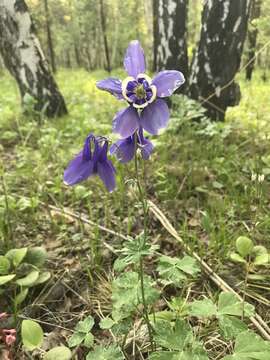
[0,68,270,358]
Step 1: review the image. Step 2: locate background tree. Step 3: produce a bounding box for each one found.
[189,0,251,121]
[99,0,111,72]
[44,0,56,73]
[245,0,262,80]
[0,0,67,117]
[255,0,270,81]
[153,0,189,87]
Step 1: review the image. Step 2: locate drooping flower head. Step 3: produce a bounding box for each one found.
[97,40,185,139]
[0,313,16,348]
[64,134,116,192]
[2,329,16,346]
[110,127,153,163]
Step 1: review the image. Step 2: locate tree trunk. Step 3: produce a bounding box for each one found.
[44,0,56,73]
[0,0,67,117]
[245,0,262,80]
[99,0,111,72]
[189,0,251,121]
[153,0,189,88]
[74,44,82,67]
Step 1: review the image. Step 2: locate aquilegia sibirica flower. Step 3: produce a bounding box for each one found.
[110,127,153,163]
[64,134,116,192]
[97,40,185,138]
[64,40,185,191]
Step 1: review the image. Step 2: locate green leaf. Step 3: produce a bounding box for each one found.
[236,236,254,258]
[16,270,39,287]
[174,344,209,360]
[0,256,10,274]
[177,256,201,275]
[17,197,32,211]
[6,248,27,267]
[218,292,254,317]
[150,332,208,360]
[254,254,269,266]
[84,333,94,348]
[222,331,270,360]
[21,320,44,351]
[149,311,176,322]
[248,274,268,281]
[14,288,29,306]
[25,247,47,267]
[168,297,190,316]
[218,315,248,340]
[212,181,224,189]
[33,271,51,285]
[112,272,159,321]
[68,332,85,348]
[108,318,132,337]
[0,274,16,285]
[44,346,72,360]
[75,316,94,333]
[149,349,209,360]
[86,345,124,360]
[189,298,217,318]
[114,237,159,271]
[230,253,246,264]
[153,319,193,351]
[149,352,176,360]
[100,317,115,329]
[113,258,129,272]
[252,245,268,257]
[157,256,200,286]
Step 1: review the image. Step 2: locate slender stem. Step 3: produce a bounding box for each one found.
[242,257,250,320]
[134,133,154,352]
[1,174,13,249]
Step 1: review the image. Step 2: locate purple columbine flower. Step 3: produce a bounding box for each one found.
[110,127,153,163]
[64,134,116,192]
[96,40,185,138]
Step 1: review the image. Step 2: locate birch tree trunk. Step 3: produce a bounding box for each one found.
[189,0,251,121]
[153,0,189,87]
[0,0,67,117]
[246,0,262,80]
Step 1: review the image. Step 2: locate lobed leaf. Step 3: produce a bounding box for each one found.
[218,315,248,340]
[189,298,217,318]
[217,292,254,317]
[75,316,94,333]
[222,331,270,360]
[86,345,124,360]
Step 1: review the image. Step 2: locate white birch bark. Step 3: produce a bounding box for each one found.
[153,0,189,86]
[0,0,67,117]
[189,0,251,120]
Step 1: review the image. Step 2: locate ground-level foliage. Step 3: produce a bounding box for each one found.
[0,69,270,358]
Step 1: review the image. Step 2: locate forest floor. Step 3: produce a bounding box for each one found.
[0,69,270,359]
